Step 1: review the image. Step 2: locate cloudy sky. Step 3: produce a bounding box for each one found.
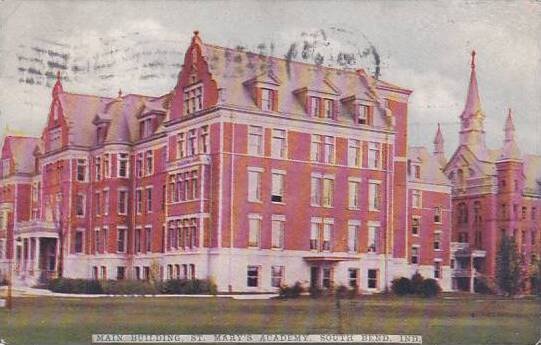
[0,0,539,155]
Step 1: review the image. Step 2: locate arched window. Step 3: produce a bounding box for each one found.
[457,169,466,191]
[473,201,482,224]
[458,202,468,224]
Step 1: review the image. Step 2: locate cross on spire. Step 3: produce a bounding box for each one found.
[471,50,476,69]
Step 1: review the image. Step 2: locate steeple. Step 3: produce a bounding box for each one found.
[459,50,487,158]
[433,123,446,167]
[500,108,521,160]
[52,71,64,98]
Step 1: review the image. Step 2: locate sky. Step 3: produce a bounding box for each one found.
[0,0,539,156]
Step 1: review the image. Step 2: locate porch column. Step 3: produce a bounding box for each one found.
[470,255,475,293]
[22,238,27,273]
[34,237,41,274]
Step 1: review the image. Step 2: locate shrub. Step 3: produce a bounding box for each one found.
[101,280,157,295]
[160,279,217,294]
[391,277,413,296]
[335,284,349,299]
[410,272,425,295]
[309,286,322,298]
[48,278,103,294]
[420,279,441,297]
[474,276,495,294]
[279,281,304,299]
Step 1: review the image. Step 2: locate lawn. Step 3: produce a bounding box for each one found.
[0,295,540,345]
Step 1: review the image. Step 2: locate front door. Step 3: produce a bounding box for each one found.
[310,266,320,288]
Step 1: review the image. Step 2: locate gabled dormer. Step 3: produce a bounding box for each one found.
[244,70,281,112]
[137,108,166,140]
[45,72,67,152]
[92,114,111,145]
[293,78,340,119]
[340,94,377,126]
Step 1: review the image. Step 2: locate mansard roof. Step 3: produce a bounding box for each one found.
[1,136,40,175]
[408,146,451,186]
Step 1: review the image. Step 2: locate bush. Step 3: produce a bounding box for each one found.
[391,277,413,296]
[474,276,495,294]
[101,280,157,295]
[410,273,425,295]
[160,279,217,294]
[420,279,441,297]
[335,284,349,299]
[279,282,304,299]
[309,286,322,298]
[48,278,103,294]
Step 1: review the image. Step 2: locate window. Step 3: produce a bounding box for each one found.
[117,267,125,280]
[348,180,360,209]
[411,217,420,236]
[367,269,378,289]
[177,132,186,159]
[145,227,152,252]
[310,97,321,117]
[271,218,284,249]
[322,178,334,207]
[434,232,441,250]
[101,227,108,253]
[311,176,322,206]
[414,165,421,179]
[323,136,334,163]
[271,266,284,288]
[348,268,359,288]
[369,182,380,211]
[323,99,333,118]
[135,228,142,253]
[522,207,527,220]
[434,207,442,223]
[434,261,441,279]
[136,153,143,178]
[118,190,128,215]
[146,187,153,213]
[348,139,362,167]
[95,192,101,216]
[248,170,262,202]
[271,129,286,158]
[532,207,537,221]
[348,224,359,253]
[458,203,468,224]
[248,126,263,155]
[247,266,260,287]
[187,129,197,156]
[310,221,320,250]
[368,225,378,253]
[358,105,369,125]
[322,268,332,289]
[140,118,153,138]
[76,194,85,217]
[103,154,111,178]
[100,266,107,280]
[412,190,421,208]
[103,190,109,215]
[271,172,284,203]
[75,230,83,253]
[261,88,273,111]
[136,189,142,214]
[200,126,210,154]
[184,85,203,114]
[248,216,261,248]
[368,142,381,169]
[118,153,129,178]
[311,135,322,162]
[117,228,127,253]
[145,150,153,176]
[76,159,87,182]
[322,223,332,251]
[94,157,101,181]
[143,266,150,281]
[411,246,419,264]
[134,267,141,280]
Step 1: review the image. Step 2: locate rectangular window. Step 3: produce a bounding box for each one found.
[118,153,129,178]
[271,219,284,249]
[145,150,153,176]
[322,267,332,289]
[247,266,259,287]
[103,190,109,215]
[146,187,153,213]
[200,126,210,154]
[311,135,322,162]
[323,99,333,118]
[187,129,197,156]
[434,207,442,223]
[412,217,420,236]
[369,182,380,211]
[271,266,284,288]
[368,226,378,253]
[117,228,127,253]
[248,126,263,155]
[348,224,359,253]
[100,266,107,280]
[75,231,83,253]
[348,181,360,209]
[348,139,362,167]
[322,178,334,207]
[76,159,87,182]
[434,232,441,250]
[136,153,143,178]
[248,170,262,202]
[323,136,334,163]
[95,157,101,181]
[348,268,359,288]
[117,267,125,280]
[414,165,421,179]
[368,142,381,169]
[95,192,101,216]
[177,132,185,159]
[322,223,332,251]
[76,194,85,217]
[145,227,152,252]
[434,261,441,279]
[412,190,421,208]
[271,172,284,203]
[358,105,369,125]
[103,154,111,178]
[136,189,142,214]
[310,221,320,250]
[367,269,378,289]
[101,227,108,253]
[92,266,99,280]
[135,228,142,253]
[143,266,150,281]
[411,246,419,264]
[248,217,261,248]
[271,129,286,158]
[140,119,153,138]
[118,190,128,215]
[310,97,321,117]
[311,176,322,206]
[261,88,273,111]
[184,85,203,114]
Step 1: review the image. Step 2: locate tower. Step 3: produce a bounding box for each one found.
[433,123,446,167]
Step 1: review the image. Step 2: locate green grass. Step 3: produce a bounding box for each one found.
[0,295,540,345]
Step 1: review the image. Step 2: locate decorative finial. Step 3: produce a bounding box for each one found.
[508,107,512,117]
[56,70,61,81]
[118,89,122,98]
[471,50,476,69]
[194,30,199,37]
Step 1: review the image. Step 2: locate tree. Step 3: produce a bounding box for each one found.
[495,235,524,296]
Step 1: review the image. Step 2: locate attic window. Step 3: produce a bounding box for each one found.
[413,164,421,179]
[357,105,370,125]
[184,84,203,115]
[140,118,153,139]
[96,125,107,144]
[261,88,274,111]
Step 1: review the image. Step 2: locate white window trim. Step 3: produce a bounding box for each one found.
[117,188,129,215]
[117,153,130,178]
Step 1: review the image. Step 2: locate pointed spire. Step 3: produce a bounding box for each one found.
[461,50,482,121]
[504,108,515,142]
[433,123,446,167]
[191,30,202,45]
[52,70,64,97]
[500,108,521,160]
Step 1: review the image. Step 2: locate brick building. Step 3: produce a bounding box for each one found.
[0,31,453,292]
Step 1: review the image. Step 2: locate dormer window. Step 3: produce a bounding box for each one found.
[49,128,61,151]
[310,97,321,117]
[140,118,153,139]
[261,88,274,111]
[184,84,203,115]
[323,99,334,119]
[413,164,421,179]
[358,105,369,125]
[96,125,107,144]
